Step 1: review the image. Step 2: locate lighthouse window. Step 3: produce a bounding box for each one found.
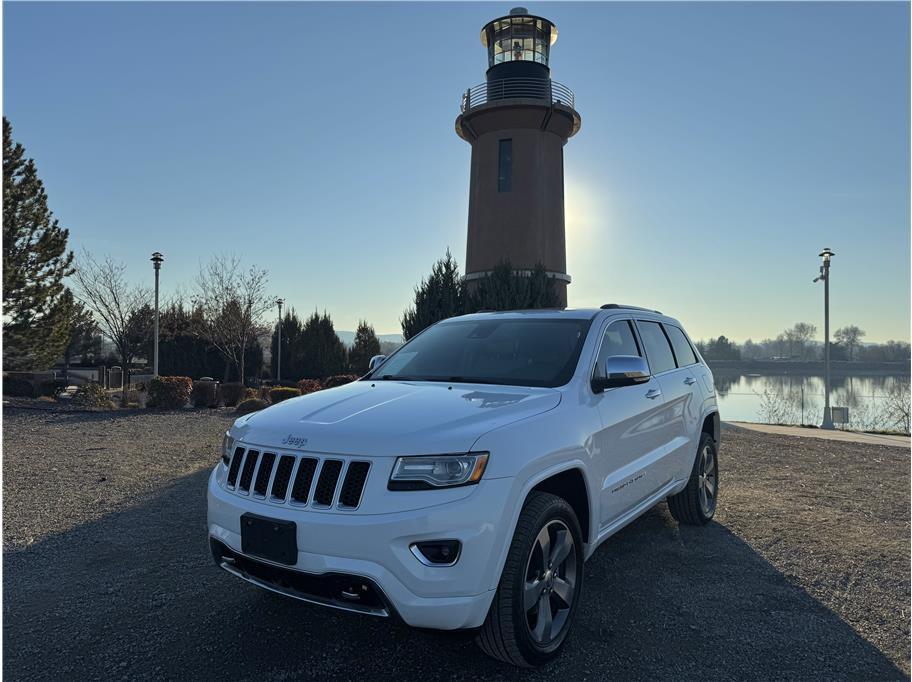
[498,139,512,193]
[485,16,553,67]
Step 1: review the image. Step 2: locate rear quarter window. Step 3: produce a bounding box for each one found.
[664,324,698,366]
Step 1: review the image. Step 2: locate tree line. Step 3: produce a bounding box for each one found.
[696,323,910,364]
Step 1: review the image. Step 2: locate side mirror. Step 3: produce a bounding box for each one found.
[591,355,650,394]
[368,355,387,372]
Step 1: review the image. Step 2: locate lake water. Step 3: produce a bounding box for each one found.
[713,372,910,434]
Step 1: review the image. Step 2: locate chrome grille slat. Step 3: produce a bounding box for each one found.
[253,452,276,497]
[238,450,260,492]
[225,448,369,511]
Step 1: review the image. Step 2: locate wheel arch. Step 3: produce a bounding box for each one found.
[486,461,595,593]
[701,410,720,444]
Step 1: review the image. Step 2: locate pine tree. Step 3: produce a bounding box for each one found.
[61,292,101,381]
[3,117,74,370]
[400,249,464,340]
[300,311,347,379]
[270,308,305,381]
[465,261,561,312]
[349,320,381,374]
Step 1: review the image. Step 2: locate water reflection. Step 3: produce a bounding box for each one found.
[713,372,910,433]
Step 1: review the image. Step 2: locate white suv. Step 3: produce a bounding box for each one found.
[207,306,720,667]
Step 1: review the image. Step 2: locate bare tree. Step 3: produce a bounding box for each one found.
[193,255,271,384]
[834,325,866,361]
[784,322,817,361]
[72,252,152,387]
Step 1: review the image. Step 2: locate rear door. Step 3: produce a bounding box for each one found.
[638,321,703,483]
[592,319,671,529]
[631,320,685,486]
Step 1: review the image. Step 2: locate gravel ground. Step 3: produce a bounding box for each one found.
[4,407,909,680]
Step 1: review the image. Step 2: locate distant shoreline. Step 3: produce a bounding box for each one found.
[707,360,909,376]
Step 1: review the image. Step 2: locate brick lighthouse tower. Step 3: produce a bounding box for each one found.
[456,7,581,306]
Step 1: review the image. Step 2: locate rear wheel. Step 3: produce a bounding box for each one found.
[668,432,718,525]
[476,492,583,668]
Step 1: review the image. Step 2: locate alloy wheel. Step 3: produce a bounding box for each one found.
[523,520,577,646]
[698,444,717,516]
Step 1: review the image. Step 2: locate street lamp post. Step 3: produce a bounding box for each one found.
[150,252,164,377]
[813,247,835,429]
[276,298,285,383]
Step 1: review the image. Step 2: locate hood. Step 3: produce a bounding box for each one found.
[233,379,561,456]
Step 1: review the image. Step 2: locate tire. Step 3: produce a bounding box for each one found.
[668,432,719,525]
[476,491,584,668]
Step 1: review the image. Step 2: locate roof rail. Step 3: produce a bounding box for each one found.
[600,303,662,314]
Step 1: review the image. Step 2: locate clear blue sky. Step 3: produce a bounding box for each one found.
[5,2,909,342]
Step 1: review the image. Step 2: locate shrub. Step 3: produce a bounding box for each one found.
[191,380,219,408]
[37,378,68,398]
[236,398,268,415]
[123,388,142,407]
[242,387,258,401]
[322,374,358,389]
[269,387,301,404]
[219,382,246,407]
[297,379,323,395]
[3,376,35,398]
[147,376,193,409]
[73,383,116,409]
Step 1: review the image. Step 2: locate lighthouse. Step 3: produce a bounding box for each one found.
[456,7,581,306]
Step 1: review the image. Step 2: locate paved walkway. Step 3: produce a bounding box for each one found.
[725,421,910,448]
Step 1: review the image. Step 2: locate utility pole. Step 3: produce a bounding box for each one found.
[151,252,164,377]
[814,248,835,429]
[276,298,285,383]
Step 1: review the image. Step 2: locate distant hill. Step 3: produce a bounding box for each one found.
[336,331,403,348]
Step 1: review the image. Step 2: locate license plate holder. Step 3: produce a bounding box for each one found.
[240,513,297,565]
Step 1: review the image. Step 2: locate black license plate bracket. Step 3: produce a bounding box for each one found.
[240,513,297,565]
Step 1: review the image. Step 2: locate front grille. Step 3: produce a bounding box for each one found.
[238,450,259,491]
[225,447,370,510]
[270,455,296,501]
[253,452,276,496]
[313,460,343,506]
[339,462,371,508]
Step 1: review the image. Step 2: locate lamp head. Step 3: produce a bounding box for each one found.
[819,247,835,261]
[150,252,164,269]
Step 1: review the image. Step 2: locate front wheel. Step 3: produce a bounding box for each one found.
[668,432,719,525]
[476,492,584,668]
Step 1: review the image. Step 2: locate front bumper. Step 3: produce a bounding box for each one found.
[207,467,512,630]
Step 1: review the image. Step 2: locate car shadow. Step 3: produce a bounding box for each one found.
[4,469,907,681]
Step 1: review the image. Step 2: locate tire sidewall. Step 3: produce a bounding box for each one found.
[509,497,584,665]
[694,433,719,522]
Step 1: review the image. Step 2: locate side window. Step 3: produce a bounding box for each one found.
[664,324,698,367]
[636,321,676,374]
[593,320,640,377]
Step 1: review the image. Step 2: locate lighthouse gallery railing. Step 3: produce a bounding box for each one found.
[460,79,575,113]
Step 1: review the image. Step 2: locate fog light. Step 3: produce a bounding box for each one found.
[411,540,461,566]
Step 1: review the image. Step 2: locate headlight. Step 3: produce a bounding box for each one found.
[222,432,236,466]
[388,453,489,490]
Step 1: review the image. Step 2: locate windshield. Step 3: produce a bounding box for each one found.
[370,318,592,388]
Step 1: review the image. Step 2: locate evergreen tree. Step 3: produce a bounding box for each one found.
[61,292,101,380]
[270,308,305,381]
[300,311,347,379]
[157,302,224,379]
[3,117,74,370]
[466,261,561,312]
[349,320,381,374]
[401,249,464,340]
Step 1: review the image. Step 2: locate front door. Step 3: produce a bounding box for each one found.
[592,319,674,529]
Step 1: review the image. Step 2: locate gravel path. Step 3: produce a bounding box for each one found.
[3,408,909,680]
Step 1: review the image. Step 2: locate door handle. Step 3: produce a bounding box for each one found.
[645,388,662,400]
[684,377,697,385]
